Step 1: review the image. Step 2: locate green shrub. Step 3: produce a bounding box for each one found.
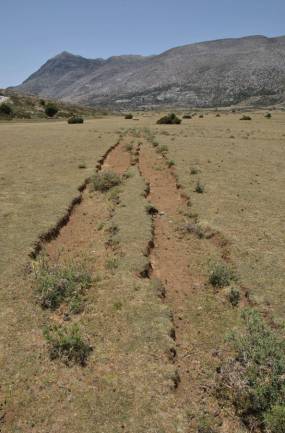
[125,113,133,119]
[228,287,240,306]
[157,113,181,125]
[240,115,252,121]
[68,115,84,124]
[167,159,175,167]
[91,171,121,192]
[0,103,13,117]
[209,263,237,287]
[218,309,285,431]
[34,259,91,311]
[45,103,58,117]
[265,405,285,433]
[43,324,92,366]
[265,113,272,119]
[195,180,205,193]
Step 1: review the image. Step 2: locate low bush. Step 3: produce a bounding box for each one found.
[265,113,272,119]
[195,180,205,193]
[91,170,121,192]
[43,324,92,366]
[68,115,84,124]
[125,113,133,119]
[45,103,58,117]
[199,114,204,118]
[157,113,181,125]
[167,159,175,168]
[183,114,192,119]
[209,263,237,287]
[240,115,252,121]
[34,259,91,311]
[190,167,199,175]
[218,309,285,432]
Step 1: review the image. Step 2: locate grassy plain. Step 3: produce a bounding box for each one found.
[0,111,284,432]
[152,111,285,320]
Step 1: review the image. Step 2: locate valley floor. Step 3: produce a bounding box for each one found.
[0,112,284,432]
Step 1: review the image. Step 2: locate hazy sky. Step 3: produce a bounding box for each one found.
[1,0,284,88]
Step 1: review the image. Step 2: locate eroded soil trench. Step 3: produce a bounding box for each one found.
[31,130,239,433]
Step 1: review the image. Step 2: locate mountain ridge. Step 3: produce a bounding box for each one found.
[15,35,285,108]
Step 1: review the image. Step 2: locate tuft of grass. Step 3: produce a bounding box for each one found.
[43,324,92,366]
[228,287,240,307]
[125,143,133,152]
[33,259,92,311]
[209,263,237,288]
[105,256,119,271]
[91,170,121,192]
[218,309,285,431]
[190,167,199,175]
[197,414,217,433]
[195,180,205,193]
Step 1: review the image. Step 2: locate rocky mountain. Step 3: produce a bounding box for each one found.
[14,35,285,108]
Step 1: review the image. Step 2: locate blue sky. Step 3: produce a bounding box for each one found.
[1,0,284,88]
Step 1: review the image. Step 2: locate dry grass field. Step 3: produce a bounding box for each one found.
[0,111,284,432]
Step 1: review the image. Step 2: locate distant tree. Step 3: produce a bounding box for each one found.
[45,103,58,117]
[0,103,13,117]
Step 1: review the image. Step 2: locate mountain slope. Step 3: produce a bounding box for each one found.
[15,35,285,108]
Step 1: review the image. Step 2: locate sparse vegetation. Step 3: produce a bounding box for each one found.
[157,113,181,125]
[265,113,272,119]
[125,113,133,119]
[183,114,192,119]
[209,263,237,287]
[33,259,91,311]
[91,170,121,192]
[240,115,252,121]
[218,309,285,432]
[68,115,84,124]
[190,167,199,175]
[43,324,92,366]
